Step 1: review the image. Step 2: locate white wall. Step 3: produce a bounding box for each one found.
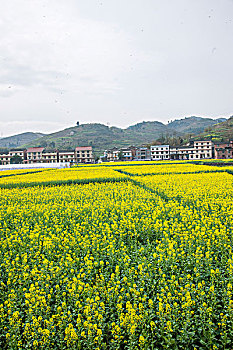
[0,162,70,171]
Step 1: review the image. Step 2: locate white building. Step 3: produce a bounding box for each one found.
[58,150,75,163]
[41,150,58,163]
[170,147,179,160]
[177,146,195,160]
[193,140,213,159]
[0,163,69,171]
[171,141,214,160]
[0,152,11,165]
[9,149,26,161]
[150,145,170,160]
[26,147,44,163]
[75,146,94,163]
[104,148,120,161]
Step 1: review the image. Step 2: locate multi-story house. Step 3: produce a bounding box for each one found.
[104,148,120,161]
[41,150,58,163]
[192,140,213,159]
[214,141,233,159]
[176,146,195,160]
[0,152,11,165]
[75,146,94,163]
[171,141,214,160]
[135,147,151,160]
[26,147,44,164]
[121,147,136,161]
[58,150,75,164]
[0,149,26,165]
[9,149,26,162]
[170,147,179,160]
[150,145,170,160]
[104,147,136,161]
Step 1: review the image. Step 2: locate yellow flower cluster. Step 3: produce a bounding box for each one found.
[0,162,232,349]
[117,163,228,176]
[0,168,44,176]
[0,167,126,188]
[135,171,233,202]
[102,160,183,166]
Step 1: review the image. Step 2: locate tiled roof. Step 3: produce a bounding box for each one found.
[27,147,44,152]
[75,146,92,151]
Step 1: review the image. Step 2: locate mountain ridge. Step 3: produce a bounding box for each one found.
[0,116,230,155]
[193,116,233,141]
[0,132,45,149]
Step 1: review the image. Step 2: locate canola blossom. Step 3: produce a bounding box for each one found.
[0,162,233,349]
[116,163,229,176]
[0,169,46,177]
[0,167,127,189]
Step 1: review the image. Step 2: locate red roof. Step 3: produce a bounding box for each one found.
[27,147,44,152]
[75,146,92,151]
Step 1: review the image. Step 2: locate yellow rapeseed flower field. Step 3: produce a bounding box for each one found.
[116,163,229,176]
[0,167,127,189]
[0,162,233,349]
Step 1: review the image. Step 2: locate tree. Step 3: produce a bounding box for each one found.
[40,141,48,148]
[118,151,124,161]
[10,155,23,164]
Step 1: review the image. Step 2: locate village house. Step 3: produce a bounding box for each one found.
[104,147,136,161]
[75,146,94,163]
[102,138,233,162]
[104,148,120,161]
[135,147,151,160]
[26,147,44,164]
[58,150,75,163]
[0,149,26,165]
[192,140,213,159]
[0,152,11,165]
[9,149,26,162]
[0,146,95,165]
[121,147,136,161]
[214,141,233,159]
[170,141,213,160]
[41,150,58,163]
[177,146,195,160]
[150,145,170,160]
[170,147,179,160]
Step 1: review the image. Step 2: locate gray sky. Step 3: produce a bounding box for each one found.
[0,0,233,137]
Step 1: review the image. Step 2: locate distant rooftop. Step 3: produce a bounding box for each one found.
[75,146,92,151]
[26,147,44,152]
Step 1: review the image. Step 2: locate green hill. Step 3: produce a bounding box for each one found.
[167,116,226,134]
[22,116,228,155]
[194,116,233,142]
[0,132,45,149]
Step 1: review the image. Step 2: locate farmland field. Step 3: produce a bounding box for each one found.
[0,162,233,349]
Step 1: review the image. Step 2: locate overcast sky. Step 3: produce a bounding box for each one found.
[0,0,233,137]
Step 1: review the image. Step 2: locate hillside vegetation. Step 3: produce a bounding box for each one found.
[22,116,227,155]
[0,132,45,149]
[195,116,233,141]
